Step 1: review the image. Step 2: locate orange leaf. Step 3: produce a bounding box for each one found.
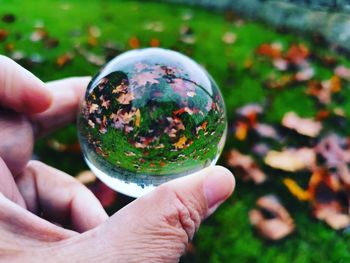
[330,75,341,93]
[129,36,140,49]
[283,178,311,201]
[285,43,309,65]
[256,43,282,59]
[173,136,187,149]
[235,121,248,141]
[135,109,141,127]
[149,38,160,47]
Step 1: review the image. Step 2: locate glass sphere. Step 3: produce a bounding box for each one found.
[78,48,227,198]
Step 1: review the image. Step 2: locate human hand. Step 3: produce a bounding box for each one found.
[0,56,235,262]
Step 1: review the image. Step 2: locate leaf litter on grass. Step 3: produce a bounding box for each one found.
[227,40,350,240]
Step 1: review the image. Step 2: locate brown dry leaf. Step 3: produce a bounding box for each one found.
[117,92,135,105]
[226,150,266,184]
[30,28,48,42]
[285,43,309,65]
[273,58,288,71]
[254,123,279,140]
[56,52,74,68]
[315,110,331,121]
[282,112,322,137]
[236,103,263,117]
[265,74,294,89]
[0,29,9,42]
[87,26,100,46]
[307,168,341,198]
[295,66,314,81]
[334,65,350,81]
[324,213,350,230]
[149,38,160,47]
[256,43,282,59]
[264,148,316,172]
[315,134,350,168]
[249,195,295,240]
[336,164,350,186]
[313,202,350,230]
[306,76,341,104]
[128,36,140,49]
[306,168,350,229]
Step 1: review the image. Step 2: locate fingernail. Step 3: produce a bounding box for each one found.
[203,167,235,212]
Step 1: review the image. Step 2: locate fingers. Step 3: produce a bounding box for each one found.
[0,157,26,208]
[70,166,235,262]
[0,55,52,114]
[0,111,34,176]
[16,161,108,233]
[0,192,76,251]
[31,77,90,137]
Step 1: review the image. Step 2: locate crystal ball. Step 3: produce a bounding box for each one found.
[78,48,227,198]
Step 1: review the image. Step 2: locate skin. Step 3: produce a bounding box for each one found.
[0,55,235,263]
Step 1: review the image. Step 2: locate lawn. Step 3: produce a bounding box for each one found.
[1,0,350,262]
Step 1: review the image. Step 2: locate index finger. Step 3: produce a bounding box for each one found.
[0,55,52,114]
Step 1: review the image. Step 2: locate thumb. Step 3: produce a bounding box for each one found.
[66,166,234,263]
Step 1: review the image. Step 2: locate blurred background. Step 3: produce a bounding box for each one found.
[1,0,350,262]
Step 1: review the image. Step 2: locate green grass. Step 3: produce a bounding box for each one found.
[1,0,350,262]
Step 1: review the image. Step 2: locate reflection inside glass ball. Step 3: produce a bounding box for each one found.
[78,48,227,198]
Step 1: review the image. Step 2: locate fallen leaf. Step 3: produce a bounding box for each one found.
[128,36,140,49]
[249,195,295,240]
[235,121,249,141]
[30,28,48,42]
[283,178,311,201]
[173,136,188,149]
[295,66,314,81]
[117,92,135,105]
[256,42,282,59]
[264,148,316,172]
[285,43,309,65]
[0,29,9,42]
[222,31,237,44]
[334,65,350,80]
[315,134,350,168]
[131,71,159,86]
[135,109,141,127]
[282,112,322,137]
[254,123,279,140]
[226,150,266,184]
[149,38,160,47]
[273,58,288,71]
[56,52,74,68]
